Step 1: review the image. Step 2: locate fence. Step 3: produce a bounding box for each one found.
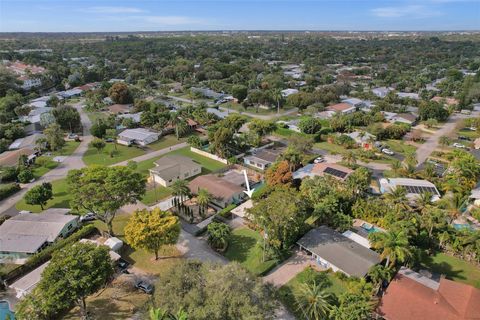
[190,147,229,164]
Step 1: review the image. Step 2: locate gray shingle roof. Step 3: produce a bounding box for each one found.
[150,155,201,181]
[297,226,381,277]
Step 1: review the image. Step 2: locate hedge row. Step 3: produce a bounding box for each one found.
[218,203,238,219]
[3,224,98,284]
[0,183,20,201]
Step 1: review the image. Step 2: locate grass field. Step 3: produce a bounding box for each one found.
[31,141,81,179]
[87,111,108,123]
[147,135,188,151]
[16,179,72,212]
[313,141,348,154]
[223,227,279,276]
[418,251,480,288]
[83,143,145,166]
[278,267,348,319]
[385,139,417,155]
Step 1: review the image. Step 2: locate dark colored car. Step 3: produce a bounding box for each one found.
[135,280,154,294]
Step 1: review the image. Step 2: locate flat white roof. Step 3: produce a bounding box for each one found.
[10,261,50,297]
[118,128,159,141]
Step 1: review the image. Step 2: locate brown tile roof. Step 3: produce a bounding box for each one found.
[108,104,132,114]
[377,273,480,320]
[327,102,355,112]
[431,96,459,106]
[189,174,244,200]
[0,148,36,167]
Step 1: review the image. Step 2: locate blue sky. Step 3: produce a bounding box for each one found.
[0,0,479,32]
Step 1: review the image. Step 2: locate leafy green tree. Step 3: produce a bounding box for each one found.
[15,243,113,320]
[330,292,375,320]
[298,117,322,134]
[187,135,203,148]
[105,128,118,150]
[67,166,146,235]
[125,208,180,260]
[207,222,231,250]
[51,106,81,132]
[108,82,133,104]
[248,119,276,140]
[231,84,248,102]
[17,168,34,183]
[43,123,65,151]
[24,182,53,210]
[89,138,106,154]
[369,230,412,267]
[439,135,451,149]
[295,281,333,320]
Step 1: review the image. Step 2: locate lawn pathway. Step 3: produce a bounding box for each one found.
[112,142,187,167]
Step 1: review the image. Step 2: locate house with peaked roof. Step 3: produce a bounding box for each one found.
[377,267,480,320]
[297,226,381,277]
[243,144,285,171]
[372,87,393,98]
[149,155,202,187]
[188,174,245,208]
[327,102,356,114]
[379,178,441,202]
[117,128,159,146]
[346,131,376,149]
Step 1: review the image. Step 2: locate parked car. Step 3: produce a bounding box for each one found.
[453,142,466,149]
[468,127,477,131]
[313,156,325,164]
[382,148,394,155]
[458,135,471,141]
[105,138,114,143]
[117,258,129,272]
[135,280,154,294]
[67,133,78,140]
[79,212,96,222]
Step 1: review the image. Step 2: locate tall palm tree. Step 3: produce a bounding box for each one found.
[391,160,402,176]
[438,193,468,222]
[197,188,213,217]
[171,179,191,203]
[271,88,283,114]
[168,112,188,140]
[369,230,412,267]
[383,186,410,211]
[367,265,392,294]
[342,150,357,167]
[414,191,433,214]
[295,281,333,320]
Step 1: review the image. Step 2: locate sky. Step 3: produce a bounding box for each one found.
[0,0,479,32]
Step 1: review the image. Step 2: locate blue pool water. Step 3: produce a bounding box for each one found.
[0,301,15,320]
[453,223,474,231]
[361,223,381,233]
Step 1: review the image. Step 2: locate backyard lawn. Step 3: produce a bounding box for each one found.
[147,135,188,151]
[83,143,145,166]
[223,227,279,276]
[16,178,72,213]
[278,267,348,319]
[418,251,480,288]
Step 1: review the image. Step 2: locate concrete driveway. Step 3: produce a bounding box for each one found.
[263,250,312,287]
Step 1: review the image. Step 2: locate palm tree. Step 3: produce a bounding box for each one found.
[271,88,283,114]
[367,265,392,294]
[197,188,212,217]
[168,112,188,140]
[171,180,191,203]
[383,186,410,210]
[369,230,412,267]
[391,160,402,176]
[414,191,433,214]
[438,193,468,222]
[439,136,451,150]
[342,150,357,167]
[295,281,333,320]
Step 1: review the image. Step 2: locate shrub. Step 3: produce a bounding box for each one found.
[0,166,18,182]
[0,183,20,200]
[218,203,237,219]
[17,169,34,183]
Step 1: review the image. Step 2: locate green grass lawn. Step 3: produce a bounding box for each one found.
[314,142,348,154]
[417,251,480,288]
[278,267,348,319]
[31,141,81,179]
[223,227,279,276]
[16,179,72,213]
[54,140,81,156]
[457,128,480,139]
[147,134,188,151]
[141,187,173,206]
[385,139,417,155]
[83,143,145,166]
[87,111,108,123]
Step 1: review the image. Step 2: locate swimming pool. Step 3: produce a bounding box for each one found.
[361,222,381,233]
[453,223,474,231]
[0,300,15,320]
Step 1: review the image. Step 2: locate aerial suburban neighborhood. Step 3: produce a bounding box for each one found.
[0,1,480,320]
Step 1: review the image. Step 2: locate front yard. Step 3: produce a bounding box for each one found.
[417,251,480,288]
[16,178,72,213]
[278,267,348,320]
[83,143,145,166]
[223,227,279,276]
[32,141,81,179]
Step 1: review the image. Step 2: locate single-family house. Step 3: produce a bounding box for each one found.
[108,104,133,115]
[9,133,45,150]
[342,97,365,108]
[117,128,159,146]
[149,155,202,187]
[379,178,441,202]
[0,211,79,263]
[191,87,224,100]
[117,112,142,125]
[431,96,459,107]
[0,148,38,167]
[297,226,381,277]
[385,112,417,125]
[281,88,299,98]
[327,102,356,114]
[377,267,480,320]
[371,87,393,98]
[188,174,245,208]
[397,92,420,100]
[293,163,354,181]
[244,145,285,171]
[346,131,376,149]
[9,261,50,298]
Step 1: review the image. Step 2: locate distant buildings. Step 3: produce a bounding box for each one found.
[4,60,46,90]
[371,87,393,98]
[397,92,420,100]
[281,88,299,97]
[327,102,356,114]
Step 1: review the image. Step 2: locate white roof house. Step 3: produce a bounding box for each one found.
[9,261,50,299]
[397,92,420,100]
[281,88,299,97]
[379,178,441,202]
[371,87,393,98]
[342,98,365,108]
[9,133,45,150]
[117,128,159,146]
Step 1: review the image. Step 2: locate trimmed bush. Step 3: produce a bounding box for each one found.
[218,203,237,219]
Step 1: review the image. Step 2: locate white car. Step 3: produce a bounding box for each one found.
[79,212,96,222]
[382,148,394,155]
[313,156,325,163]
[452,142,466,149]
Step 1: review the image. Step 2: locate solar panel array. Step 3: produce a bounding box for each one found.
[324,167,348,179]
[401,185,437,195]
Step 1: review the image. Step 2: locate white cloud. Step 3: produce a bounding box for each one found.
[143,16,205,26]
[371,5,442,18]
[83,6,145,14]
